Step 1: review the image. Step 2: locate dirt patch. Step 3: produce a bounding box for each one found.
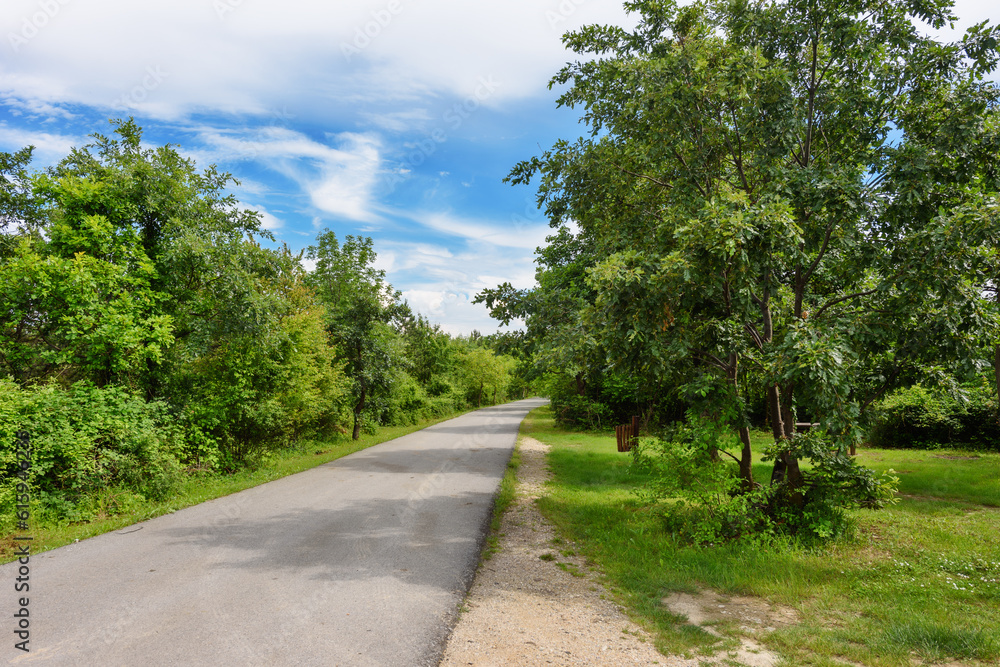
[932,455,981,460]
[662,591,798,635]
[660,592,791,667]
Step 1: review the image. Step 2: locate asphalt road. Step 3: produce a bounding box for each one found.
[2,397,548,666]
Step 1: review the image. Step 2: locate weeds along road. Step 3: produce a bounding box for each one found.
[2,398,548,667]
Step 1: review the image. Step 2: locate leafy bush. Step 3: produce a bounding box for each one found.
[764,431,899,540]
[633,413,898,545]
[633,414,773,543]
[867,383,1000,451]
[0,381,185,529]
[554,394,614,430]
[380,371,432,426]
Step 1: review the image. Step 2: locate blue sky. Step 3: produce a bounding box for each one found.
[1,0,995,334]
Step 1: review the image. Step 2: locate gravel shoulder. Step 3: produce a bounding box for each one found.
[439,435,682,666]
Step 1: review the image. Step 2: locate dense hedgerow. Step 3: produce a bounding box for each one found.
[0,381,185,532]
[867,384,1000,451]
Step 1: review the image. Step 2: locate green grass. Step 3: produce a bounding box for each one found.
[523,405,1000,666]
[1,410,471,564]
[482,438,521,562]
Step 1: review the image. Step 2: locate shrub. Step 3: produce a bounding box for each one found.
[867,383,1000,451]
[0,381,185,529]
[633,412,898,545]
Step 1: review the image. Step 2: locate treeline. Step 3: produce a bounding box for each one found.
[0,120,525,533]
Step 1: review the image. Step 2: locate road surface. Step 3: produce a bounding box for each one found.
[2,398,547,666]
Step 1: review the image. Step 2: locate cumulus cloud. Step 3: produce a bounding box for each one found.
[376,238,536,335]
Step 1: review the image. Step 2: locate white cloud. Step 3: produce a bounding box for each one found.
[0,125,84,165]
[198,127,382,222]
[376,238,536,335]
[0,0,634,122]
[403,211,551,250]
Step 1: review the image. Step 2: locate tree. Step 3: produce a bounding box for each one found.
[307,231,408,439]
[506,0,1000,503]
[456,345,515,407]
[0,120,267,394]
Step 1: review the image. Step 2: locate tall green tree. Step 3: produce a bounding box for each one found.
[507,0,1000,497]
[307,231,408,439]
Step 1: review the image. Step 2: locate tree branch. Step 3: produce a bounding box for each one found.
[813,288,879,320]
[612,164,672,190]
[802,220,835,285]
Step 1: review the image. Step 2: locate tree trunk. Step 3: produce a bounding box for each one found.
[995,342,1000,426]
[574,373,586,396]
[768,383,787,484]
[727,353,754,489]
[995,282,1000,426]
[769,383,804,505]
[738,426,754,490]
[352,383,366,440]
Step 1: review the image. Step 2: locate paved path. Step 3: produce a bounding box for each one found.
[2,398,547,666]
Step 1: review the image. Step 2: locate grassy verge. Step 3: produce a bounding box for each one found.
[525,405,1000,666]
[1,409,472,564]
[481,438,522,562]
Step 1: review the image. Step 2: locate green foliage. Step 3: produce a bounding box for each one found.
[542,373,613,430]
[0,381,184,531]
[764,431,899,540]
[634,414,774,544]
[867,383,1000,450]
[164,240,350,469]
[0,227,173,387]
[307,231,410,439]
[456,345,516,407]
[634,413,898,544]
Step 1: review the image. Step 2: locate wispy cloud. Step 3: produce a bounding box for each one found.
[199,127,383,222]
[401,210,550,250]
